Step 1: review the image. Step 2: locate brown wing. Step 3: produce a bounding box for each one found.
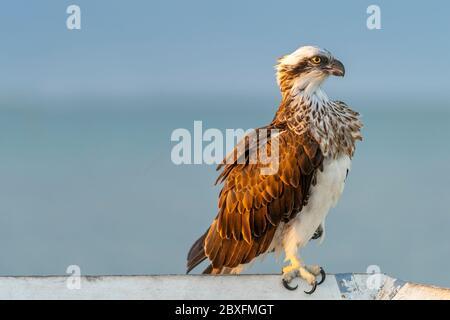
[202,128,323,272]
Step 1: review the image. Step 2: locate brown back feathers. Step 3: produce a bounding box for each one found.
[186,128,323,274]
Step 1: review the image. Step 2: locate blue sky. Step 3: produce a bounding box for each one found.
[0,0,449,103]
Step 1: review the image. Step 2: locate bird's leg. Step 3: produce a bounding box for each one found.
[281,255,319,293]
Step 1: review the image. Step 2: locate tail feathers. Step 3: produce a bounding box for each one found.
[186,231,208,274]
[202,264,214,274]
[202,264,226,274]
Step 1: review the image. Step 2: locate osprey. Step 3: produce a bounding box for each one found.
[187,45,363,294]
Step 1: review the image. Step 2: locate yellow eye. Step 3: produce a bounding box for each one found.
[310,56,322,64]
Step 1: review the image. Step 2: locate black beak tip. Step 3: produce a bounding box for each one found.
[336,69,345,77]
[329,59,345,77]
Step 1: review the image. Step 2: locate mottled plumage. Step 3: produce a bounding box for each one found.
[187,45,363,290]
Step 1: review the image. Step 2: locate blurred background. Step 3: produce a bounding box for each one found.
[1,1,449,287]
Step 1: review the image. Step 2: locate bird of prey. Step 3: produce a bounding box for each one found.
[186,45,363,294]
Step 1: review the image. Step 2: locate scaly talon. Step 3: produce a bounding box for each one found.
[282,278,298,291]
[282,265,317,293]
[317,267,326,285]
[304,281,317,294]
[281,256,323,294]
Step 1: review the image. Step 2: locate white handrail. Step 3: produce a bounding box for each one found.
[0,274,448,300]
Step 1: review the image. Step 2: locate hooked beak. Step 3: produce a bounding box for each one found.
[326,59,345,77]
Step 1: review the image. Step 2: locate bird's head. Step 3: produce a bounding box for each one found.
[276,45,345,97]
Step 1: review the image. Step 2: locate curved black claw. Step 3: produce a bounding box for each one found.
[282,278,298,291]
[304,281,317,295]
[317,267,326,285]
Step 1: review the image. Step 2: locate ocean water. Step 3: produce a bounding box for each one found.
[1,96,450,288]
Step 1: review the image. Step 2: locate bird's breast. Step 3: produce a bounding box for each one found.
[276,154,351,254]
